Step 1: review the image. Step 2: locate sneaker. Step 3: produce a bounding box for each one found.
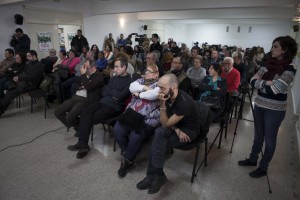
[137,176,153,190]
[118,159,134,177]
[76,146,90,159]
[249,168,267,178]
[148,174,168,194]
[67,143,88,151]
[238,158,257,166]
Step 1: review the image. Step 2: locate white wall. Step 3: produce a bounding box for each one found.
[164,23,187,46]
[84,13,143,50]
[0,5,24,60]
[186,23,290,50]
[0,0,90,60]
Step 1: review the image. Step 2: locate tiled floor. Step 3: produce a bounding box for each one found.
[0,92,299,200]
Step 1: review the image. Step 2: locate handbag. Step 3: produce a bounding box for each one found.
[118,107,145,130]
[57,67,69,79]
[118,105,159,131]
[200,96,221,109]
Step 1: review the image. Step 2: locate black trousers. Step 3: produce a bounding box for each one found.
[0,88,22,112]
[78,102,120,145]
[54,95,88,129]
[146,127,198,176]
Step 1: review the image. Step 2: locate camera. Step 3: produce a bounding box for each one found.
[194,42,199,46]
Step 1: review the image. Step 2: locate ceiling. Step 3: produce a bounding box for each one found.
[1,0,299,25]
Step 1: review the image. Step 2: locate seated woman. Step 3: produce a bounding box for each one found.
[199,63,227,122]
[114,63,160,178]
[91,44,100,61]
[54,49,81,102]
[186,55,207,99]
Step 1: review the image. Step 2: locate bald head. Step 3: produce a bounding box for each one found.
[159,74,178,88]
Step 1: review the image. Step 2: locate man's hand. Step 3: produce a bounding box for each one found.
[13,76,19,82]
[80,66,87,75]
[175,129,191,143]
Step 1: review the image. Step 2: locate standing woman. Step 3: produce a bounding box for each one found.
[238,36,298,178]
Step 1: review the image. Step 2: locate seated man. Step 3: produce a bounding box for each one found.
[168,56,191,94]
[220,57,240,95]
[0,48,16,78]
[54,58,104,133]
[233,53,248,87]
[40,49,58,74]
[67,53,132,159]
[0,50,44,116]
[0,48,16,98]
[136,74,201,194]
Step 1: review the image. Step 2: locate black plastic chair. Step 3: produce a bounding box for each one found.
[28,89,48,118]
[90,115,120,151]
[174,101,212,183]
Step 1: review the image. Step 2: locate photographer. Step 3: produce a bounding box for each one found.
[10,28,31,54]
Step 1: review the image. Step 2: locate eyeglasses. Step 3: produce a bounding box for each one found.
[146,57,153,60]
[145,69,157,74]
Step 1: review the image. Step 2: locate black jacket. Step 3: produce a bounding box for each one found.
[72,71,104,104]
[71,35,89,54]
[100,74,132,112]
[10,34,31,54]
[18,60,44,90]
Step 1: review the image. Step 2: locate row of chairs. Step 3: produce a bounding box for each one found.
[89,101,212,183]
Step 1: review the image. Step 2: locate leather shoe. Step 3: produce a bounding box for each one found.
[67,143,88,151]
[76,146,90,159]
[148,174,168,194]
[249,168,267,178]
[137,176,153,190]
[238,158,257,166]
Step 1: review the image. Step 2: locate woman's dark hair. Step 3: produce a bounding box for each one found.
[210,63,222,75]
[69,49,78,57]
[59,49,67,56]
[15,53,26,63]
[273,36,298,61]
[91,44,99,52]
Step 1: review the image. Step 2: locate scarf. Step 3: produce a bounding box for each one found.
[262,57,292,80]
[143,78,158,86]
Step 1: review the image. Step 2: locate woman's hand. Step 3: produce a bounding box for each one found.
[252,74,261,80]
[266,81,274,86]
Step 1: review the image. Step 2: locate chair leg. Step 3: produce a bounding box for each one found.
[102,123,106,132]
[191,146,200,183]
[44,96,47,119]
[204,137,208,167]
[113,138,116,152]
[91,125,94,141]
[31,97,34,113]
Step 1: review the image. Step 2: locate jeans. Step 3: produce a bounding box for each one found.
[249,105,286,171]
[114,120,155,161]
[146,127,198,176]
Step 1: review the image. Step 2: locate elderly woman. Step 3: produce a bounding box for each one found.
[199,63,227,121]
[114,63,160,178]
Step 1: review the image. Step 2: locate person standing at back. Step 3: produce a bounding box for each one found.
[71,29,89,54]
[238,36,298,178]
[10,28,30,54]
